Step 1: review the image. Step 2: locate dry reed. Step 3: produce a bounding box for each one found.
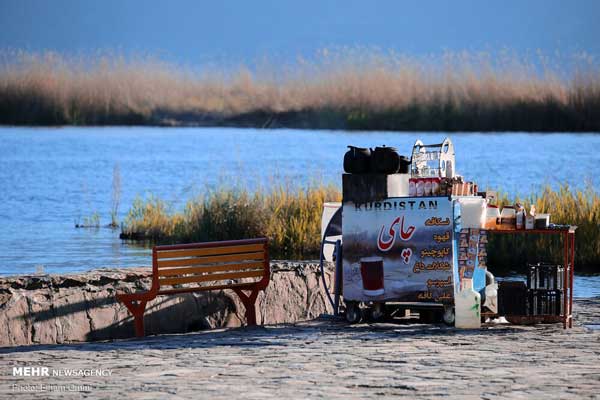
[1,48,599,130]
[120,184,341,258]
[121,183,599,269]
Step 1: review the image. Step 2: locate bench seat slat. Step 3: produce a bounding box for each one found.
[158,269,265,286]
[157,251,265,268]
[156,243,265,260]
[157,262,264,277]
[157,282,256,295]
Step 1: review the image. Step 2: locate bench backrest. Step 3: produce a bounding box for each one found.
[151,238,269,293]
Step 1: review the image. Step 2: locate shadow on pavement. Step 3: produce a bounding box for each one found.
[0,315,532,355]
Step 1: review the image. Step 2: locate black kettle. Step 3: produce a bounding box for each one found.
[398,155,411,174]
[343,146,372,174]
[371,145,401,174]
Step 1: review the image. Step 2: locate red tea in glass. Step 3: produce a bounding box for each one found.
[360,257,385,296]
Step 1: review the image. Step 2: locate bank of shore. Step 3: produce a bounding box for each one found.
[0,262,333,347]
[4,108,600,132]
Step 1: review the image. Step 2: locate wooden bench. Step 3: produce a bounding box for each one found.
[116,238,270,337]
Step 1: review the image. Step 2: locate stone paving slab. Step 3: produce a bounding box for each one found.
[0,299,599,399]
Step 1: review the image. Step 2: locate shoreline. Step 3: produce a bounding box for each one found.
[2,110,600,132]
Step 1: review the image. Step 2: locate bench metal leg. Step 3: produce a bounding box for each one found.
[132,302,147,338]
[119,297,148,338]
[232,288,259,326]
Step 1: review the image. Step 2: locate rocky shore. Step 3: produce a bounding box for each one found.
[0,262,334,347]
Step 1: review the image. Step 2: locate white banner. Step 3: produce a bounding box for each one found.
[342,197,455,303]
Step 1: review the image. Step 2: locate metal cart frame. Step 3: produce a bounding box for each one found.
[488,227,576,328]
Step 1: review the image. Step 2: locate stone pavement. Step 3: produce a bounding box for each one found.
[1,299,599,399]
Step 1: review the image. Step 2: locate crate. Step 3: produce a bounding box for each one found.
[528,289,563,316]
[527,263,564,290]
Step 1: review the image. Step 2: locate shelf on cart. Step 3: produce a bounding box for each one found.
[488,227,577,234]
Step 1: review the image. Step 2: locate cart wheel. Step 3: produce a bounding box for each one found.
[443,306,455,326]
[370,302,385,321]
[345,301,361,324]
[360,303,385,322]
[361,306,372,322]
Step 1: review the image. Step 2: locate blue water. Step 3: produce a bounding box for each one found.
[0,127,598,297]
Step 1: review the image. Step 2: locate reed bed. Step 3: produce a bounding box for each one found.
[121,185,342,258]
[1,49,599,131]
[121,184,600,269]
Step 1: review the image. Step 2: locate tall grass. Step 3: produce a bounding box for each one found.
[121,184,600,269]
[120,185,341,258]
[1,48,599,131]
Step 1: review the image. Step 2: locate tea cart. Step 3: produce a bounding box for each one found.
[319,137,576,329]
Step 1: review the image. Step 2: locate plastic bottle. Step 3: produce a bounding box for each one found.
[500,206,516,230]
[485,205,500,230]
[416,179,424,196]
[424,178,432,196]
[455,279,481,329]
[431,178,440,195]
[516,204,525,230]
[526,205,536,230]
[409,179,417,196]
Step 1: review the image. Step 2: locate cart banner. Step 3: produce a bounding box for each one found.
[342,197,455,303]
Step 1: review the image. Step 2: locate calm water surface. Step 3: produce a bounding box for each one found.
[0,127,598,296]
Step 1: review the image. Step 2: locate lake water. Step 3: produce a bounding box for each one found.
[1,127,599,297]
